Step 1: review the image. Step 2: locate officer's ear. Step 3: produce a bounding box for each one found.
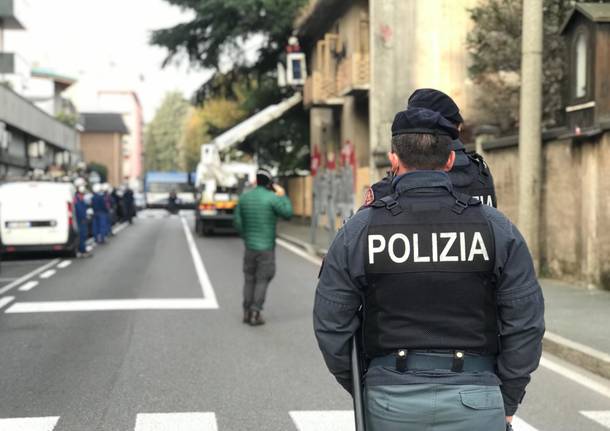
[387,151,401,174]
[443,151,456,172]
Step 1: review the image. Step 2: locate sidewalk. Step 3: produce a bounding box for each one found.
[277,219,610,379]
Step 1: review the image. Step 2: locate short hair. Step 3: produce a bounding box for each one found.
[391,133,452,170]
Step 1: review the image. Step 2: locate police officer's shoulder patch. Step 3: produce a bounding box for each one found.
[363,187,375,207]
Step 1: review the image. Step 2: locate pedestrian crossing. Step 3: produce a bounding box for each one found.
[1,411,606,430]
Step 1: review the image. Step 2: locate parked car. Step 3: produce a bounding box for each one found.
[0,181,79,256]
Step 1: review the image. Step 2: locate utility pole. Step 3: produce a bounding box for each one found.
[518,0,544,271]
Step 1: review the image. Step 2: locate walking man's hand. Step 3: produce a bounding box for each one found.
[273,184,286,197]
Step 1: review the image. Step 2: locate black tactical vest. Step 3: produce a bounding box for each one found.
[363,190,498,359]
[449,151,497,208]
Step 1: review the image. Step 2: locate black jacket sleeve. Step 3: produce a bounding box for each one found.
[313,216,367,393]
[490,211,545,416]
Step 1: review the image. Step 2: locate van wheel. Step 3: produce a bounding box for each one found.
[66,247,78,258]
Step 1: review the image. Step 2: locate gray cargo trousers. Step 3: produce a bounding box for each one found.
[243,249,276,312]
[365,384,506,431]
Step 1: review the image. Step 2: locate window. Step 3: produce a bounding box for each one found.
[575,31,589,99]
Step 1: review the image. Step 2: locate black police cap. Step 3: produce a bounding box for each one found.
[407,88,464,125]
[391,107,460,140]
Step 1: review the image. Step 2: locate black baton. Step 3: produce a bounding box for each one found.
[351,336,366,431]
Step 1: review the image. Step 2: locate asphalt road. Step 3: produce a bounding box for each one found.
[0,211,608,431]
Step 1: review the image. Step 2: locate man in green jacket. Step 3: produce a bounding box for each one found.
[234,168,293,326]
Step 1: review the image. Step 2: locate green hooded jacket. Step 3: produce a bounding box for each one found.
[234,186,293,251]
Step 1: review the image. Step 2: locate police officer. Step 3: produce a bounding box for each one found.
[364,88,497,208]
[314,106,544,430]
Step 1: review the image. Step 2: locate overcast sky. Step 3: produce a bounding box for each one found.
[5,0,212,121]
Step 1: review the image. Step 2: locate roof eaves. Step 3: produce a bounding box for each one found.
[560,3,610,34]
[295,0,350,41]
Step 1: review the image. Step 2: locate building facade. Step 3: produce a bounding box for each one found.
[80,113,128,186]
[96,91,144,189]
[0,0,80,178]
[290,0,478,215]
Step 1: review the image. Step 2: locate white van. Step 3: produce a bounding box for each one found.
[0,181,79,256]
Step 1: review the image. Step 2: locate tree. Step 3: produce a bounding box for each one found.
[151,0,307,88]
[467,0,610,132]
[152,0,310,172]
[181,96,246,172]
[86,162,108,182]
[144,92,190,171]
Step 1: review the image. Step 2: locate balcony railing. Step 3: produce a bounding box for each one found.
[337,52,370,95]
[304,53,370,107]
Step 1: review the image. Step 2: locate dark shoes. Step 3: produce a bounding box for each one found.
[243,310,251,324]
[242,310,265,326]
[249,311,265,326]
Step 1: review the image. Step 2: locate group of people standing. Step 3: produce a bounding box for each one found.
[73,179,136,258]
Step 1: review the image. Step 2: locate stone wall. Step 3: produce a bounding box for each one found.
[483,132,610,289]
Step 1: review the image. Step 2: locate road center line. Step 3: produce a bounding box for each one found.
[180,216,219,308]
[39,269,56,279]
[541,355,610,399]
[0,296,15,310]
[0,259,60,296]
[57,260,72,269]
[18,281,39,292]
[5,299,219,313]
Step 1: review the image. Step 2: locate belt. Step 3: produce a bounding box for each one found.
[369,351,496,373]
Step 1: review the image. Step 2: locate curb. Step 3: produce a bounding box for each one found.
[278,230,610,380]
[277,233,327,258]
[543,332,610,380]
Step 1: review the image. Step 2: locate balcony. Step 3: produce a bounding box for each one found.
[0,0,28,30]
[303,71,344,108]
[337,52,370,96]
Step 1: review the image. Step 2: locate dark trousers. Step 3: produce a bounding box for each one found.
[77,220,88,253]
[243,249,276,312]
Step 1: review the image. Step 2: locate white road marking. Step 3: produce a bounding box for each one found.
[112,222,129,235]
[581,411,610,428]
[541,356,610,399]
[5,298,219,313]
[0,416,59,430]
[0,259,60,296]
[134,412,217,431]
[57,260,72,269]
[512,416,540,431]
[289,411,355,431]
[0,296,15,310]
[276,238,323,266]
[39,269,56,279]
[181,216,219,308]
[18,280,39,292]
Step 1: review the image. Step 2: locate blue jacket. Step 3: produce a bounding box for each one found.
[91,193,108,213]
[313,170,545,416]
[74,193,88,223]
